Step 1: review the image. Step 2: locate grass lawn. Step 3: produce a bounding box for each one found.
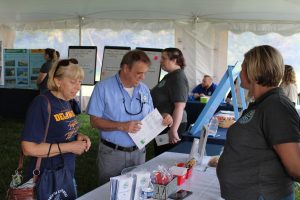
[0,114,299,199]
[0,114,155,198]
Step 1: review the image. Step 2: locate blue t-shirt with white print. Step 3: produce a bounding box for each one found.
[21,91,79,180]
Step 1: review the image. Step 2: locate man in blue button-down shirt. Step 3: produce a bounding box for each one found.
[87,50,172,185]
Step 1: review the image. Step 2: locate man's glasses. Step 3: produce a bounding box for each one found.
[122,98,144,115]
[54,58,78,77]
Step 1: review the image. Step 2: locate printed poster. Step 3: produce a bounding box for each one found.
[29,49,45,88]
[4,49,29,87]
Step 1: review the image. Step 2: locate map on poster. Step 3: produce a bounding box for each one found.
[68,46,97,85]
[4,49,29,87]
[29,49,45,88]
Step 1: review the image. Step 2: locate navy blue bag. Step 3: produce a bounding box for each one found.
[36,143,76,200]
[69,99,81,115]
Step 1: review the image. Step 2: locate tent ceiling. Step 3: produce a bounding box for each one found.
[1,0,300,24]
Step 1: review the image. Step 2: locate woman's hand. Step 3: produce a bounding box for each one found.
[77,133,91,152]
[168,130,181,144]
[162,113,173,127]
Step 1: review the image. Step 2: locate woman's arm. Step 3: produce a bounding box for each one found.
[273,142,300,182]
[36,72,47,85]
[168,102,186,144]
[21,140,88,158]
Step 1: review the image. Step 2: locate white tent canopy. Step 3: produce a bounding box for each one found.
[1,0,300,23]
[1,0,300,88]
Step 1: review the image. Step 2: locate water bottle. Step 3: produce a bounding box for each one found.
[207,117,219,136]
[140,178,154,199]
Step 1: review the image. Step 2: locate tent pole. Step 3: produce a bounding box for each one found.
[78,16,84,111]
[79,16,84,46]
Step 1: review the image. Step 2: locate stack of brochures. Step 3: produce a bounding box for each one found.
[110,175,134,200]
[110,172,151,200]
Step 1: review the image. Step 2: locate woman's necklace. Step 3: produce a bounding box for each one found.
[52,91,70,112]
[57,98,70,112]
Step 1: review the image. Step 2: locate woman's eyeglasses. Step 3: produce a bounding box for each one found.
[54,58,78,77]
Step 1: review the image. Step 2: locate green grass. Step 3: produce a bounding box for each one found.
[0,114,299,199]
[0,114,156,199]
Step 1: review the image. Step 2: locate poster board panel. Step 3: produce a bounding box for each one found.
[4,49,29,87]
[100,46,130,81]
[136,47,162,89]
[68,46,97,85]
[29,49,45,88]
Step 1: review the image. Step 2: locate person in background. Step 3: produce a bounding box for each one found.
[21,58,91,197]
[54,50,60,62]
[191,75,217,100]
[217,45,300,200]
[151,48,189,155]
[225,79,251,107]
[280,65,298,105]
[86,50,172,185]
[36,48,56,94]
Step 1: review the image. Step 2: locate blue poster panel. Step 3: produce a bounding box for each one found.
[29,49,45,88]
[4,49,29,87]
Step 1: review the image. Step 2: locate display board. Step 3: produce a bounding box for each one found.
[68,46,97,85]
[29,49,45,88]
[136,47,162,89]
[4,49,29,87]
[190,64,246,136]
[100,46,131,81]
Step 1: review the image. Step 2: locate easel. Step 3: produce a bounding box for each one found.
[189,64,247,136]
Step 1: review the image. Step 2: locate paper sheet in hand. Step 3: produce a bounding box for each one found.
[129,108,167,149]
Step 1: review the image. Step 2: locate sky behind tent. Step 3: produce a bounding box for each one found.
[228,31,300,92]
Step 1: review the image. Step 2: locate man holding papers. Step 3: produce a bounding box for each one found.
[87,50,172,185]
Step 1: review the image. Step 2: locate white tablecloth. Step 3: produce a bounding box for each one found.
[77,152,222,200]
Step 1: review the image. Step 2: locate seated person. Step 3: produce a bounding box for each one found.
[190,75,217,100]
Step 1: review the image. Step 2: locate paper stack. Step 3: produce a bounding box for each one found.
[110,175,134,200]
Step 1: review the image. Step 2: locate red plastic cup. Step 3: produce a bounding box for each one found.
[176,162,185,167]
[177,174,186,185]
[175,163,188,185]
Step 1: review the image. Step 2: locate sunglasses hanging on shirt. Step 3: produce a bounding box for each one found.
[115,76,145,116]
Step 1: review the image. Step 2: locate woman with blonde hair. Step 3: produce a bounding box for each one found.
[21,58,91,199]
[280,65,298,105]
[217,45,300,200]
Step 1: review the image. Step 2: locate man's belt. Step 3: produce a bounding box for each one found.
[101,139,138,152]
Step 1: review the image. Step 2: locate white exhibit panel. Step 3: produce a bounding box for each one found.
[136,47,162,89]
[100,46,131,81]
[68,46,97,85]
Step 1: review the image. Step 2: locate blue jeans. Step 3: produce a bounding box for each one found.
[258,192,294,200]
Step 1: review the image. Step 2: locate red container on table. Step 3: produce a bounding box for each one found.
[174,163,187,185]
